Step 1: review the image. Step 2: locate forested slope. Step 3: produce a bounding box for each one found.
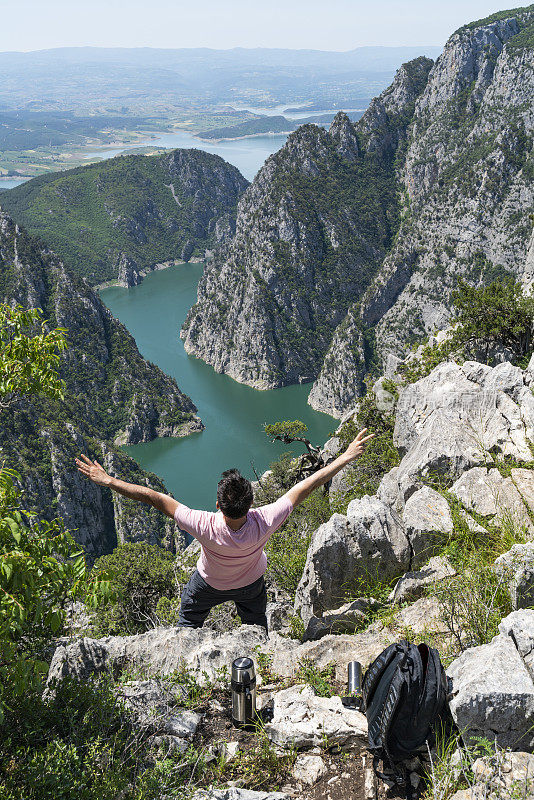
[0,210,202,560]
[1,149,248,286]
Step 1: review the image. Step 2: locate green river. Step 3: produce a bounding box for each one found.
[99,263,335,511]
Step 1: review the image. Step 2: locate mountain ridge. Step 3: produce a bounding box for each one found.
[1,149,248,286]
[0,210,202,560]
[182,5,534,416]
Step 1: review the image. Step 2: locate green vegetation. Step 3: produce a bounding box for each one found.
[333,388,400,508]
[294,659,337,697]
[2,149,246,285]
[0,304,66,408]
[458,3,534,33]
[91,542,181,636]
[0,304,111,722]
[400,278,534,383]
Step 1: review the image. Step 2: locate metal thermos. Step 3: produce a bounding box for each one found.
[343,660,363,709]
[231,656,257,728]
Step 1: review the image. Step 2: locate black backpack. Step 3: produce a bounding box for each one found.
[362,640,448,772]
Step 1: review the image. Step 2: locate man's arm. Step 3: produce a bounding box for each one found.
[75,454,179,518]
[285,428,374,509]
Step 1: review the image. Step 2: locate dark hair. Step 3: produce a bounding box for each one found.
[217,469,253,519]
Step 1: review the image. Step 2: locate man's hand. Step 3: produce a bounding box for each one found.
[343,428,375,462]
[75,454,179,518]
[76,454,112,486]
[285,427,374,509]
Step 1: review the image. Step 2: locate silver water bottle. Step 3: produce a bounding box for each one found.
[231,656,257,728]
[342,660,363,709]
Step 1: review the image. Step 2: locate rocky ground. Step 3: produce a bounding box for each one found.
[43,353,534,798]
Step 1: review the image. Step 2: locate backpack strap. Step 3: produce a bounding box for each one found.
[367,642,411,754]
[362,641,403,711]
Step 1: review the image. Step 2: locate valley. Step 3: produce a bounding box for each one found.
[100,263,335,511]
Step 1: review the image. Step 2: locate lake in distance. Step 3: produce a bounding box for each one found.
[100,264,335,511]
[84,130,289,181]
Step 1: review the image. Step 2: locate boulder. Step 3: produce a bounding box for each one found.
[192,790,291,800]
[113,680,201,742]
[390,597,447,636]
[46,625,268,691]
[264,684,367,750]
[447,614,534,750]
[302,599,372,641]
[450,751,534,800]
[389,556,456,603]
[291,753,327,785]
[267,630,389,683]
[295,496,410,620]
[495,544,534,609]
[498,610,534,675]
[265,601,294,633]
[451,467,533,534]
[393,362,534,493]
[402,487,454,565]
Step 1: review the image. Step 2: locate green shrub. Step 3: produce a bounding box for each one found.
[333,390,400,508]
[0,678,138,800]
[295,658,337,697]
[399,278,534,383]
[92,542,179,635]
[265,490,331,598]
[431,556,512,661]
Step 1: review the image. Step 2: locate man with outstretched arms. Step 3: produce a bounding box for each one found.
[76,428,373,630]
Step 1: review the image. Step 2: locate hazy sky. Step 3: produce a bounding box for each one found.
[0,0,518,52]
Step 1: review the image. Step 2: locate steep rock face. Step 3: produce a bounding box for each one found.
[181,58,432,389]
[0,211,202,560]
[1,149,248,286]
[313,7,534,415]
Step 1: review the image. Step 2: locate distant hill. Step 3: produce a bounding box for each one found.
[198,110,367,140]
[0,149,248,286]
[0,46,442,113]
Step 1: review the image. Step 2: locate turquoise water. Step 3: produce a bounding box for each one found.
[0,178,28,189]
[84,130,289,181]
[100,263,335,511]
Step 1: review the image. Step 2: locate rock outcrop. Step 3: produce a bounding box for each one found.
[0,210,202,559]
[296,358,534,619]
[314,7,534,415]
[1,149,248,286]
[447,610,534,750]
[264,684,367,750]
[181,58,432,389]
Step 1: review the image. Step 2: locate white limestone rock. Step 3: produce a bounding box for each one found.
[114,680,201,739]
[450,751,534,800]
[46,625,268,691]
[192,790,291,800]
[291,753,327,785]
[393,363,533,493]
[302,599,373,641]
[294,496,410,620]
[265,684,367,750]
[402,486,454,566]
[451,467,533,534]
[267,631,389,683]
[447,616,534,750]
[495,544,534,610]
[389,556,456,603]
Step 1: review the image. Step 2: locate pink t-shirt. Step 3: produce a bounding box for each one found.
[173,495,293,590]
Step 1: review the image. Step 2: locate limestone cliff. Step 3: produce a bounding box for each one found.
[1,149,248,286]
[181,57,432,389]
[0,211,203,561]
[312,6,534,415]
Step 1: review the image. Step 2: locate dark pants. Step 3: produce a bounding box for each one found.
[178,569,268,630]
